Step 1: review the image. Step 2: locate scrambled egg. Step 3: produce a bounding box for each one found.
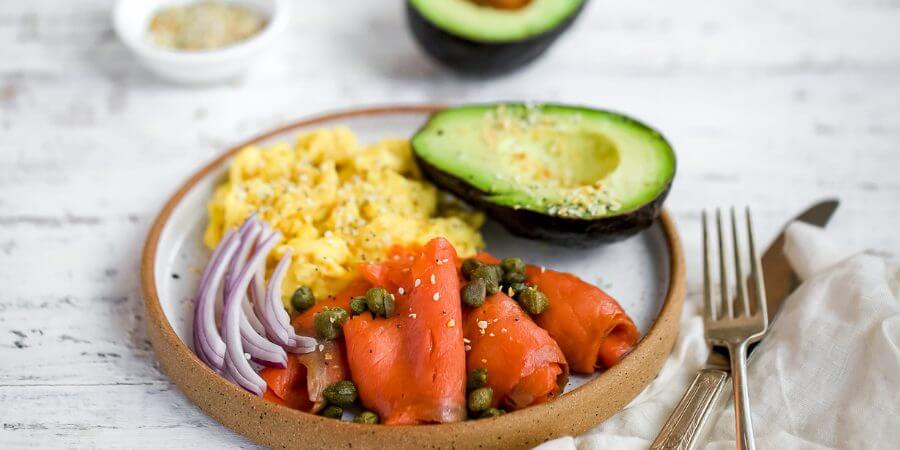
[204,127,484,304]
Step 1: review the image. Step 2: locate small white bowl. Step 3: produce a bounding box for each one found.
[113,0,288,84]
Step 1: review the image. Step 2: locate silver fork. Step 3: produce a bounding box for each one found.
[703,208,768,450]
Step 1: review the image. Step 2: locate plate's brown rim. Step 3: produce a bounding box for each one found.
[140,104,686,449]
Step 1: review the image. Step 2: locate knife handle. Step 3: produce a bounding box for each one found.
[650,368,729,450]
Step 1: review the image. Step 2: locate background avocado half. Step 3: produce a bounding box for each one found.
[406,0,588,76]
[411,103,676,246]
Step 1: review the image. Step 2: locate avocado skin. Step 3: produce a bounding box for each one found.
[406,1,587,76]
[414,153,672,247]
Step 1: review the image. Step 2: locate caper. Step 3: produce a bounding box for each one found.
[291,286,315,313]
[323,380,358,407]
[353,411,379,424]
[490,264,505,281]
[461,279,487,308]
[479,408,505,419]
[503,272,526,284]
[500,257,526,284]
[365,287,395,318]
[500,257,525,274]
[467,387,493,413]
[320,405,343,419]
[467,367,488,391]
[349,296,368,315]
[519,287,549,315]
[314,307,348,340]
[471,265,500,295]
[507,282,527,297]
[332,307,349,322]
[461,258,485,279]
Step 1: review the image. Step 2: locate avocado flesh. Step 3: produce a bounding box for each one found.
[408,0,586,43]
[412,104,676,222]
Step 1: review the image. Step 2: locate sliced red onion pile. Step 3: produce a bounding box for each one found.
[193,214,316,395]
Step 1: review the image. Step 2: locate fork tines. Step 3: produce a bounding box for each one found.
[701,208,768,333]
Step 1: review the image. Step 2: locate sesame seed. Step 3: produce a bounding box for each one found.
[318,344,324,352]
[398,287,405,295]
[481,359,487,364]
[489,332,495,337]
[414,279,421,287]
[465,345,472,351]
[463,338,471,344]
[447,319,455,327]
[501,328,508,333]
[430,274,436,284]
[433,292,440,301]
[408,313,417,319]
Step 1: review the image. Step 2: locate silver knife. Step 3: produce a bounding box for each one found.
[650,199,840,450]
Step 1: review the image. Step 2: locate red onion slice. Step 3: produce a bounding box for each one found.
[222,232,279,395]
[224,218,288,368]
[265,250,317,353]
[193,215,314,395]
[193,230,240,372]
[243,285,266,335]
[250,223,274,325]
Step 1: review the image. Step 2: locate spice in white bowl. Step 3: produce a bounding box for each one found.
[113,0,288,84]
[149,1,267,51]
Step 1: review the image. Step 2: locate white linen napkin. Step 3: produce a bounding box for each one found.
[536,222,900,450]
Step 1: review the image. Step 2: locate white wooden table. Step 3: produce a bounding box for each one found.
[1,0,898,448]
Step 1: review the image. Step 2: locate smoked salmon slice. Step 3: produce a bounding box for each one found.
[259,354,314,411]
[463,292,568,410]
[261,279,370,412]
[345,238,467,425]
[525,266,638,374]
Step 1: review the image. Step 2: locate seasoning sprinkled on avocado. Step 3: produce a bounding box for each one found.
[412,103,675,245]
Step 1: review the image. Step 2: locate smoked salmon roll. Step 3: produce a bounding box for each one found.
[260,279,370,412]
[525,266,638,374]
[344,237,467,425]
[463,292,568,410]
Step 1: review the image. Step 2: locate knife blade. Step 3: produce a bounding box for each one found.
[757,199,839,326]
[650,199,840,450]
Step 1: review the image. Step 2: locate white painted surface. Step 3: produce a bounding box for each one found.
[0,0,897,448]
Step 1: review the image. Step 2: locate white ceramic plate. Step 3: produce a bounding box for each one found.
[154,107,671,391]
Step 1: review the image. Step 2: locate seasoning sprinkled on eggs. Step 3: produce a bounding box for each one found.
[204,127,484,306]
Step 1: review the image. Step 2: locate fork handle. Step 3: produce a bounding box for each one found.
[650,368,728,450]
[728,341,757,450]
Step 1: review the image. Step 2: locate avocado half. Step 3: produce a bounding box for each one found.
[411,104,676,246]
[407,0,587,76]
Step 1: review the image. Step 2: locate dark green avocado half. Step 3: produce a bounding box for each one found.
[411,104,676,246]
[406,0,587,76]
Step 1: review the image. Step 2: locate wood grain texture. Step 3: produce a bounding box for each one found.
[1,0,898,447]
